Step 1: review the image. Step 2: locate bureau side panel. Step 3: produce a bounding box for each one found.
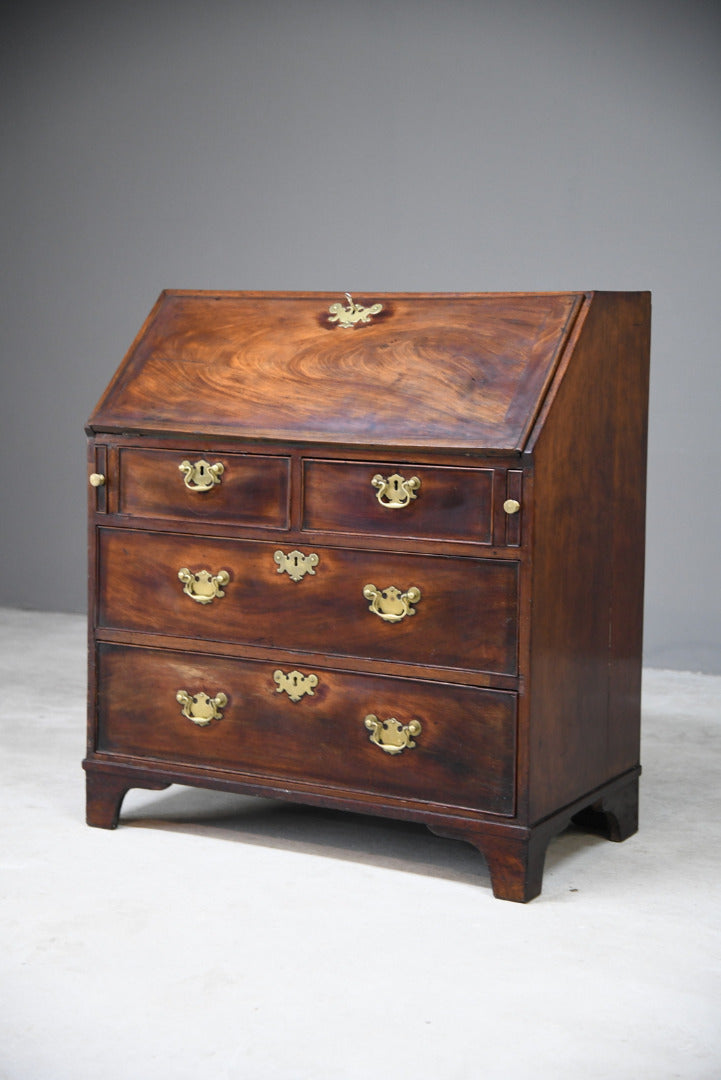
[606,296,650,783]
[526,293,649,822]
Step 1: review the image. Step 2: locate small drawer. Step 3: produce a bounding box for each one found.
[303,459,493,542]
[96,644,517,816]
[117,448,290,528]
[97,528,519,676]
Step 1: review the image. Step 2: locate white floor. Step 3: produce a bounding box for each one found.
[0,608,719,1080]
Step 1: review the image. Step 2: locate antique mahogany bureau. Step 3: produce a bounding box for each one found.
[85,290,650,902]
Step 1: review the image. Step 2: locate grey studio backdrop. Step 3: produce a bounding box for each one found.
[1,0,719,673]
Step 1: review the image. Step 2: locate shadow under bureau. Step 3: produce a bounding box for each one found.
[85,290,650,901]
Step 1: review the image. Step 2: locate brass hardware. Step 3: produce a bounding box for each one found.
[364,714,422,755]
[274,549,319,583]
[179,459,224,492]
[273,669,319,702]
[89,473,106,487]
[178,567,230,604]
[176,689,228,726]
[503,499,520,515]
[363,583,421,623]
[328,293,382,328]
[371,472,421,509]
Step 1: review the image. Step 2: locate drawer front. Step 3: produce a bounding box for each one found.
[303,459,493,542]
[96,644,517,816]
[97,528,518,675]
[117,448,290,528]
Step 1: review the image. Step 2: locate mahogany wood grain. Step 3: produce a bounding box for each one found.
[93,626,520,692]
[430,770,640,901]
[88,291,583,449]
[571,776,639,842]
[117,447,290,528]
[85,289,649,901]
[85,768,169,829]
[96,527,519,675]
[525,292,650,821]
[302,459,493,542]
[83,758,639,900]
[95,643,517,815]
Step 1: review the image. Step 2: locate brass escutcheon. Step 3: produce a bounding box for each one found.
[176,689,227,726]
[327,293,382,328]
[178,567,230,604]
[363,583,421,623]
[273,669,319,702]
[179,458,224,492]
[371,472,421,509]
[364,714,422,754]
[274,549,319,582]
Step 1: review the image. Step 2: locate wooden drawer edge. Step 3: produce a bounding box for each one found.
[84,754,517,819]
[93,628,521,690]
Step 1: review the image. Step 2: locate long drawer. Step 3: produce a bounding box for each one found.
[97,528,518,675]
[95,643,517,816]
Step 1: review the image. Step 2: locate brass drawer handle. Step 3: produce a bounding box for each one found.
[274,549,319,582]
[503,499,520,515]
[274,669,319,702]
[176,689,227,726]
[364,714,422,754]
[371,472,420,509]
[178,567,230,604]
[89,472,106,487]
[363,583,421,623]
[179,458,224,492]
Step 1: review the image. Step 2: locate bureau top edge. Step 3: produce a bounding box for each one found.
[84,423,528,460]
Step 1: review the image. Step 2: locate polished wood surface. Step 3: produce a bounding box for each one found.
[117,447,290,528]
[302,459,493,542]
[96,643,517,815]
[88,291,583,449]
[96,527,519,675]
[525,291,650,820]
[85,290,650,902]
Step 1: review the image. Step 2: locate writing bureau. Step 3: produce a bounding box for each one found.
[85,290,650,902]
